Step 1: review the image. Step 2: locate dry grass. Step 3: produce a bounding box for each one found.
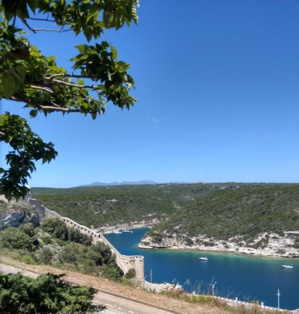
[0,256,289,314]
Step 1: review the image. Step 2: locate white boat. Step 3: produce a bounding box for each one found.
[282,265,293,269]
[199,257,208,261]
[123,229,133,233]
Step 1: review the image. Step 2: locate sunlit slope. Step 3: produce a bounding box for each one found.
[32,183,299,241]
[147,184,299,242]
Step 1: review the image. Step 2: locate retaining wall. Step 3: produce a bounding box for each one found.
[28,198,144,282]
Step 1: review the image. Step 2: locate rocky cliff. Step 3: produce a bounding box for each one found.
[139,231,299,258]
[0,196,39,230]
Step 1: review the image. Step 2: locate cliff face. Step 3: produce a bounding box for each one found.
[0,196,39,230]
[0,209,39,230]
[139,232,299,258]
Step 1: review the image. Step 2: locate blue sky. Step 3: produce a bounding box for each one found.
[1,0,299,187]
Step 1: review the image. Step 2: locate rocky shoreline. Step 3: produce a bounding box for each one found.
[96,220,299,258]
[139,231,299,259]
[95,220,157,234]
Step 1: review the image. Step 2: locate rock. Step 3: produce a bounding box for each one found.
[140,232,299,258]
[0,209,39,230]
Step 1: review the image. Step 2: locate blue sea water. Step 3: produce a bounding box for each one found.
[105,228,299,310]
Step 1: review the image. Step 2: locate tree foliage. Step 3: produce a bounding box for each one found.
[0,224,37,251]
[0,272,104,313]
[32,183,299,246]
[40,217,93,244]
[0,0,139,200]
[0,219,124,280]
[40,217,69,241]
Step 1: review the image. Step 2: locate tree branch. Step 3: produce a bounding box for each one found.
[36,105,81,113]
[27,17,56,22]
[30,28,72,33]
[24,20,36,33]
[25,18,71,33]
[9,96,94,114]
[45,73,93,80]
[45,73,67,79]
[24,85,54,93]
[45,77,98,89]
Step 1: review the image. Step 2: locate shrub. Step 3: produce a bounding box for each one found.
[103,264,124,281]
[40,217,68,240]
[0,273,104,313]
[125,268,136,279]
[68,227,92,245]
[36,246,54,265]
[19,255,35,265]
[0,227,37,251]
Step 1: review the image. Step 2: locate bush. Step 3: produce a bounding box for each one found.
[36,246,54,265]
[0,227,37,252]
[92,242,113,265]
[68,227,92,245]
[103,264,124,281]
[58,243,79,264]
[0,273,104,313]
[19,255,35,265]
[125,268,136,279]
[19,223,36,237]
[40,217,68,240]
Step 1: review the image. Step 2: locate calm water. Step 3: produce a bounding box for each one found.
[105,228,299,310]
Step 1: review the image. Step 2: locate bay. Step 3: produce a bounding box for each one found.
[105,228,299,311]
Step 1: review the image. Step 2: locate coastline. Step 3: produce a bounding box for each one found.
[96,222,299,259]
[95,221,154,235]
[138,231,299,259]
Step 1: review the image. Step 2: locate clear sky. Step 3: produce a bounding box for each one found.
[1,0,299,187]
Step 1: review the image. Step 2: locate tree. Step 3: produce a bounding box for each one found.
[40,217,68,240]
[0,226,37,251]
[0,0,139,200]
[0,272,104,313]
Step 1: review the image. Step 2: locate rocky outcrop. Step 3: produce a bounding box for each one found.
[139,231,299,258]
[0,194,39,230]
[0,209,39,230]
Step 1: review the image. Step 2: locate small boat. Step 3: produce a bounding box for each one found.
[282,265,293,269]
[123,229,133,233]
[199,257,208,261]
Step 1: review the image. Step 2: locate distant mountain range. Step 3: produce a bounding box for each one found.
[82,180,158,186]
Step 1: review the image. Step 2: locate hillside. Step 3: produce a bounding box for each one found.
[32,183,214,229]
[32,183,299,257]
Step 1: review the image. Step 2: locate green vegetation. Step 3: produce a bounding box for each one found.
[0,0,138,200]
[0,272,104,314]
[32,183,299,245]
[149,183,299,244]
[32,184,187,228]
[2,184,296,314]
[0,219,123,280]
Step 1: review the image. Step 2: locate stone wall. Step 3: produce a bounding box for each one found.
[28,198,145,282]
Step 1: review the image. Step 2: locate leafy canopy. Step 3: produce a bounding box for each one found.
[0,0,139,200]
[0,272,104,313]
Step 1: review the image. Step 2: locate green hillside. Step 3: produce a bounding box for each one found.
[31,183,299,243]
[147,183,299,243]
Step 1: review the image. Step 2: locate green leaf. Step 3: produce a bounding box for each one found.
[27,0,40,14]
[2,75,16,98]
[0,0,138,200]
[30,110,38,118]
[111,45,118,59]
[16,0,30,21]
